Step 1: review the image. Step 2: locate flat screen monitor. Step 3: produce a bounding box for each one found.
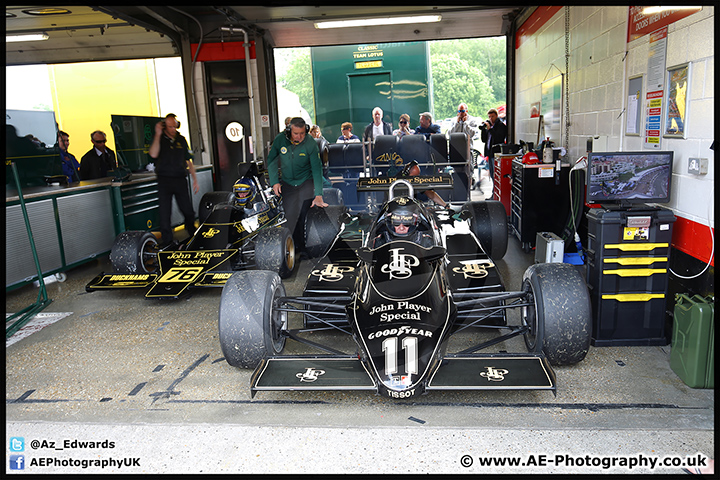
[111,114,162,172]
[586,151,673,206]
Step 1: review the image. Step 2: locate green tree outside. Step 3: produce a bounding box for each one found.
[429,52,495,124]
[276,47,314,121]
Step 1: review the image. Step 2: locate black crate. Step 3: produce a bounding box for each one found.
[586,206,676,346]
[591,292,668,346]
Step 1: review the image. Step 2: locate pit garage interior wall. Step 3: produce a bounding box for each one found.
[513,6,714,296]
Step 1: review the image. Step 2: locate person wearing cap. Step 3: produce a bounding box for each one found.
[414,112,441,139]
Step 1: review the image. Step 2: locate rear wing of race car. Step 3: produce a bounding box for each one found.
[356,174,453,191]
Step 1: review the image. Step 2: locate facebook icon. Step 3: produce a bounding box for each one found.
[10,455,25,470]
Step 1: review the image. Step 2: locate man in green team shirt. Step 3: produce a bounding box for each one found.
[267,117,328,255]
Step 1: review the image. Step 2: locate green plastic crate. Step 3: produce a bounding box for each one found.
[670,294,714,388]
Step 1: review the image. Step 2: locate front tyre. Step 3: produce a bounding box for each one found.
[218,271,287,369]
[521,263,591,366]
[255,226,295,278]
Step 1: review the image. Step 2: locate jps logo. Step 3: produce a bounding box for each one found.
[453,259,495,279]
[296,368,325,383]
[202,227,221,238]
[381,248,419,280]
[311,264,355,282]
[480,366,509,382]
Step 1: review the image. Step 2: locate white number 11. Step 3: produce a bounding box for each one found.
[381,336,418,376]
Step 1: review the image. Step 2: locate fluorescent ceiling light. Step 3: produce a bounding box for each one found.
[642,6,701,15]
[6,33,49,42]
[315,14,441,29]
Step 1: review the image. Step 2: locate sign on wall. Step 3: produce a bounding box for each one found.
[541,75,563,145]
[627,6,702,42]
[644,27,667,149]
[664,63,690,138]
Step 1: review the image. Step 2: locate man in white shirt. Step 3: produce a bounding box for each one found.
[363,107,392,143]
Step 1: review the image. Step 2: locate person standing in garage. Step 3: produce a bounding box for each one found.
[480,107,508,180]
[57,130,81,183]
[80,130,117,180]
[149,113,199,248]
[267,116,327,256]
[363,107,393,143]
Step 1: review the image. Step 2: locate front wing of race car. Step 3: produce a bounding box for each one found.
[250,353,556,398]
[86,249,238,298]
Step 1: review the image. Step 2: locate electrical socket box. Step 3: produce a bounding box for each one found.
[688,157,708,175]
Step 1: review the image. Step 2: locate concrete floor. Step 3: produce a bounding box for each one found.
[5,179,714,474]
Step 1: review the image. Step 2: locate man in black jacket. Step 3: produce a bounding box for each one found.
[80,130,116,179]
[480,108,508,180]
[149,114,199,247]
[363,107,393,142]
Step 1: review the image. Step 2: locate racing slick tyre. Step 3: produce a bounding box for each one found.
[198,191,234,225]
[521,263,592,366]
[109,230,158,274]
[255,226,295,278]
[219,270,287,369]
[462,200,508,260]
[304,205,345,258]
[322,187,344,206]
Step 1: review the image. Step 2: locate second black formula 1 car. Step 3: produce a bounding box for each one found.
[218,176,592,398]
[86,163,296,298]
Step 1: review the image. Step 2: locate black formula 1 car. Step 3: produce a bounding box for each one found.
[218,176,592,399]
[86,164,296,298]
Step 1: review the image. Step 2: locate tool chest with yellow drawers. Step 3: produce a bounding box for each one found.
[585,205,676,346]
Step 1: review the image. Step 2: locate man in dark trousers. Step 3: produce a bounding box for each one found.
[267,117,327,256]
[480,107,508,180]
[149,114,199,247]
[80,130,116,179]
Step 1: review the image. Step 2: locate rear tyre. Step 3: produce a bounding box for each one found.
[462,200,508,259]
[304,205,345,258]
[521,263,591,366]
[322,187,344,206]
[255,227,295,278]
[199,191,234,225]
[218,271,287,369]
[109,231,158,274]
